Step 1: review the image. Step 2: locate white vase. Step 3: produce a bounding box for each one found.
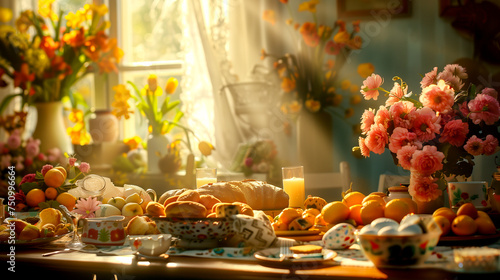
[32,101,73,154]
[147,134,169,173]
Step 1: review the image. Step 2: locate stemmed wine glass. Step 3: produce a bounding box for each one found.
[59,205,84,249]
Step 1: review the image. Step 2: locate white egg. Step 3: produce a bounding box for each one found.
[378,226,399,236]
[359,224,378,235]
[398,223,423,235]
[400,214,420,226]
[370,218,399,231]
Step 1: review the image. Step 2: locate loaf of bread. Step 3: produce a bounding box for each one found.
[164,201,207,218]
[159,180,289,210]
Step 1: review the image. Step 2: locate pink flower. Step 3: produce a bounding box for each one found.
[389,101,415,129]
[437,70,464,91]
[364,124,389,155]
[443,64,468,80]
[386,82,407,106]
[389,127,420,154]
[41,164,54,176]
[68,157,77,167]
[20,173,36,185]
[78,162,91,173]
[420,67,438,89]
[396,145,418,170]
[7,132,21,150]
[374,105,390,129]
[481,87,498,99]
[408,172,442,202]
[483,135,499,156]
[359,137,370,157]
[72,197,101,219]
[47,148,62,163]
[360,108,375,134]
[439,119,469,147]
[25,138,40,159]
[464,135,484,156]
[459,101,470,117]
[410,145,444,176]
[1,154,12,170]
[411,107,441,142]
[468,93,500,125]
[419,80,455,114]
[360,74,383,100]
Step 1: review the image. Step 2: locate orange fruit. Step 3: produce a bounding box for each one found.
[475,215,497,235]
[322,201,350,224]
[56,192,77,211]
[362,194,386,207]
[54,166,67,179]
[342,191,366,207]
[360,200,385,225]
[314,213,327,226]
[44,187,59,200]
[44,168,66,188]
[278,208,302,225]
[451,215,478,236]
[432,207,456,224]
[384,199,411,223]
[26,189,46,208]
[456,203,478,219]
[348,204,363,225]
[433,215,451,236]
[399,197,418,214]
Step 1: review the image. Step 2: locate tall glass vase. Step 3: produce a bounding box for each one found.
[32,101,73,154]
[147,134,169,173]
[296,110,334,173]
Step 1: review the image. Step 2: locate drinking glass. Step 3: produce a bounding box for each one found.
[59,205,84,249]
[196,168,217,188]
[282,166,305,208]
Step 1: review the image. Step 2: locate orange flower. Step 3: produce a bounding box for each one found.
[63,28,86,48]
[333,30,349,44]
[165,77,178,94]
[298,0,320,13]
[305,99,321,112]
[262,10,275,25]
[40,36,60,59]
[124,136,142,150]
[13,63,35,88]
[299,22,319,47]
[357,63,375,78]
[281,77,296,93]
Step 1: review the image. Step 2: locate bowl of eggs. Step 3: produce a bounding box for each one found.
[355,215,442,268]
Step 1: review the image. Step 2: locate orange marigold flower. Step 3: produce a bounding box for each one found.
[299,22,319,47]
[63,28,86,48]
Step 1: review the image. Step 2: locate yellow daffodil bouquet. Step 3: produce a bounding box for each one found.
[0,1,123,111]
[261,0,374,120]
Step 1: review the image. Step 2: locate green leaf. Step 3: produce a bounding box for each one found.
[20,182,40,194]
[0,94,22,114]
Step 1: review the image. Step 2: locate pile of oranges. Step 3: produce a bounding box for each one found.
[17,166,77,212]
[432,203,497,236]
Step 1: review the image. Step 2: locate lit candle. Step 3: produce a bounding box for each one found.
[283,177,305,208]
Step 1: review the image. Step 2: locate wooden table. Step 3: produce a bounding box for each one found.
[1,247,494,280]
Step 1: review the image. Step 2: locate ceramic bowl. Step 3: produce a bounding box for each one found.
[356,227,441,268]
[128,234,172,256]
[152,217,235,249]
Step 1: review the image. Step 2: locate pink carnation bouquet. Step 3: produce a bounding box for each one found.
[355,64,500,202]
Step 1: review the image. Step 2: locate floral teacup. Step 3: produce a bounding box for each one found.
[80,216,126,246]
[447,181,489,210]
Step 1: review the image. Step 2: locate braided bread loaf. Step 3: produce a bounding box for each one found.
[158,180,289,210]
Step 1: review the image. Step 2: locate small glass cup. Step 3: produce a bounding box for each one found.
[282,166,305,208]
[196,168,217,188]
[80,174,106,200]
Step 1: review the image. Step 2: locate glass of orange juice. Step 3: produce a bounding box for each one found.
[282,166,305,208]
[196,168,217,188]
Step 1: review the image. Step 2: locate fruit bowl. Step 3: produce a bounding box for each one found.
[152,217,235,249]
[355,217,441,268]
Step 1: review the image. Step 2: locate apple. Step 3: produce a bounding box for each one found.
[95,204,122,217]
[125,193,142,204]
[108,197,127,210]
[122,202,144,217]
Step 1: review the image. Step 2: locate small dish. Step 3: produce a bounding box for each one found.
[128,234,172,256]
[254,247,337,268]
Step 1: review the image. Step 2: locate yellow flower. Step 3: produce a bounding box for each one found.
[198,141,215,156]
[341,79,351,90]
[0,7,13,23]
[111,84,133,119]
[298,0,320,13]
[124,136,142,150]
[357,62,375,78]
[87,4,108,16]
[333,30,349,44]
[65,10,87,29]
[165,77,178,94]
[147,74,158,92]
[38,0,58,21]
[350,95,362,105]
[289,100,302,113]
[25,47,50,77]
[69,108,84,123]
[305,99,321,112]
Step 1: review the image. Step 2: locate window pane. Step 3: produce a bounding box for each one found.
[120,0,185,65]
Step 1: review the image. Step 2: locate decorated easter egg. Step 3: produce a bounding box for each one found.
[322,223,356,249]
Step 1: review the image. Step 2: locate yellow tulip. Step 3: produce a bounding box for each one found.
[165,77,178,94]
[198,141,215,156]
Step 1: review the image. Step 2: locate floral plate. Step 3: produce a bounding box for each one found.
[254,248,337,268]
